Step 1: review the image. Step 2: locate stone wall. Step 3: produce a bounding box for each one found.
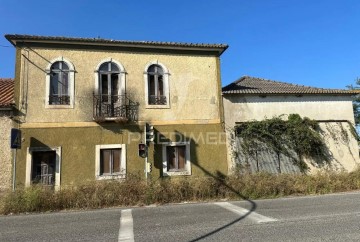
[0,111,13,191]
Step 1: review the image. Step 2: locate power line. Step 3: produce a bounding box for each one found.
[0,44,11,47]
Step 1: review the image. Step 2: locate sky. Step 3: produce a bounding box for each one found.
[1,0,360,89]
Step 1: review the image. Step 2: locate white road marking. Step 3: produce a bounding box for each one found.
[214,202,278,223]
[118,209,135,242]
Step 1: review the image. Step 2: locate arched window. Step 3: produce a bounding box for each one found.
[98,61,121,103]
[94,59,126,118]
[49,61,70,105]
[147,64,165,105]
[45,58,75,108]
[144,62,170,108]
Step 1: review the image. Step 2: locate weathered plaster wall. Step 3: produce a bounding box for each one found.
[15,123,227,187]
[223,95,360,173]
[223,95,355,127]
[18,47,221,123]
[0,111,13,191]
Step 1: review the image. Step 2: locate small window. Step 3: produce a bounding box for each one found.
[162,142,191,176]
[95,144,126,180]
[144,62,170,108]
[167,145,186,172]
[100,148,122,175]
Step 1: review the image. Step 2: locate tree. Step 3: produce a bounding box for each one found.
[347,78,360,128]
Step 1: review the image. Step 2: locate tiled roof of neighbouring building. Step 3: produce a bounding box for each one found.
[222,76,360,95]
[0,78,14,108]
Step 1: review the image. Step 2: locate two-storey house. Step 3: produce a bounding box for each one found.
[5,34,228,189]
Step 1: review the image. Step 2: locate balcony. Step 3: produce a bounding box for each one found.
[93,94,139,122]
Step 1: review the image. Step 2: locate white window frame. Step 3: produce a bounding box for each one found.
[95,144,126,180]
[144,61,170,109]
[162,142,191,176]
[26,146,62,190]
[94,58,126,97]
[45,57,75,109]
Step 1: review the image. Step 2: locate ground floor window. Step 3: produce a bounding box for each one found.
[95,144,126,180]
[162,142,191,176]
[100,148,121,175]
[26,147,61,189]
[32,151,56,185]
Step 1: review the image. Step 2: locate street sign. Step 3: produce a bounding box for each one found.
[10,128,21,149]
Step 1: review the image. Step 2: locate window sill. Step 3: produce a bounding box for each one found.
[163,170,191,176]
[96,174,126,180]
[145,104,170,109]
[45,104,74,109]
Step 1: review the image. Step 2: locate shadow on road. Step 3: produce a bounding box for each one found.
[154,129,258,241]
[188,170,257,242]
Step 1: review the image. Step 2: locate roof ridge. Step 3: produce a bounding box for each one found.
[222,75,358,95]
[240,76,346,91]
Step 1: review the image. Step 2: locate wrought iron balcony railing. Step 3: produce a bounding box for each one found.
[49,95,70,105]
[93,94,139,122]
[149,95,167,105]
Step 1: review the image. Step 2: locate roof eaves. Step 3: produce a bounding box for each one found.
[5,34,229,55]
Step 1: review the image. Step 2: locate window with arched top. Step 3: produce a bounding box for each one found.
[94,59,126,119]
[98,61,121,103]
[49,61,70,105]
[144,62,170,108]
[45,58,75,108]
[147,64,165,105]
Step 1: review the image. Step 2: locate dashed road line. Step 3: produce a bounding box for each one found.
[214,202,278,223]
[118,209,135,242]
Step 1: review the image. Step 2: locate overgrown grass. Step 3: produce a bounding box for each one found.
[1,169,360,215]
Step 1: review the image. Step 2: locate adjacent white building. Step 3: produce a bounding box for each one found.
[223,76,360,174]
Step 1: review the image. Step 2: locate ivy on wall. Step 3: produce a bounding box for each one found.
[235,114,330,171]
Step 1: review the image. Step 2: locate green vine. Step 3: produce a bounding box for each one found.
[235,114,330,172]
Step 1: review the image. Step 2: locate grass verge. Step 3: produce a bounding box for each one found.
[1,169,360,215]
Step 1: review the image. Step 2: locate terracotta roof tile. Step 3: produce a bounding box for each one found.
[0,78,14,108]
[222,76,359,95]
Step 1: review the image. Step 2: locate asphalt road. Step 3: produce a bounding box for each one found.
[1,191,360,241]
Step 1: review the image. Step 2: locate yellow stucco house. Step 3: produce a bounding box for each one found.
[5,34,229,189]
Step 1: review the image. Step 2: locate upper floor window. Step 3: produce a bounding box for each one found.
[98,61,121,102]
[147,65,165,105]
[45,58,75,109]
[94,59,126,119]
[50,61,70,105]
[144,62,170,109]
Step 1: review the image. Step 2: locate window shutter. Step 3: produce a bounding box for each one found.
[100,150,111,174]
[178,146,186,169]
[112,149,121,173]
